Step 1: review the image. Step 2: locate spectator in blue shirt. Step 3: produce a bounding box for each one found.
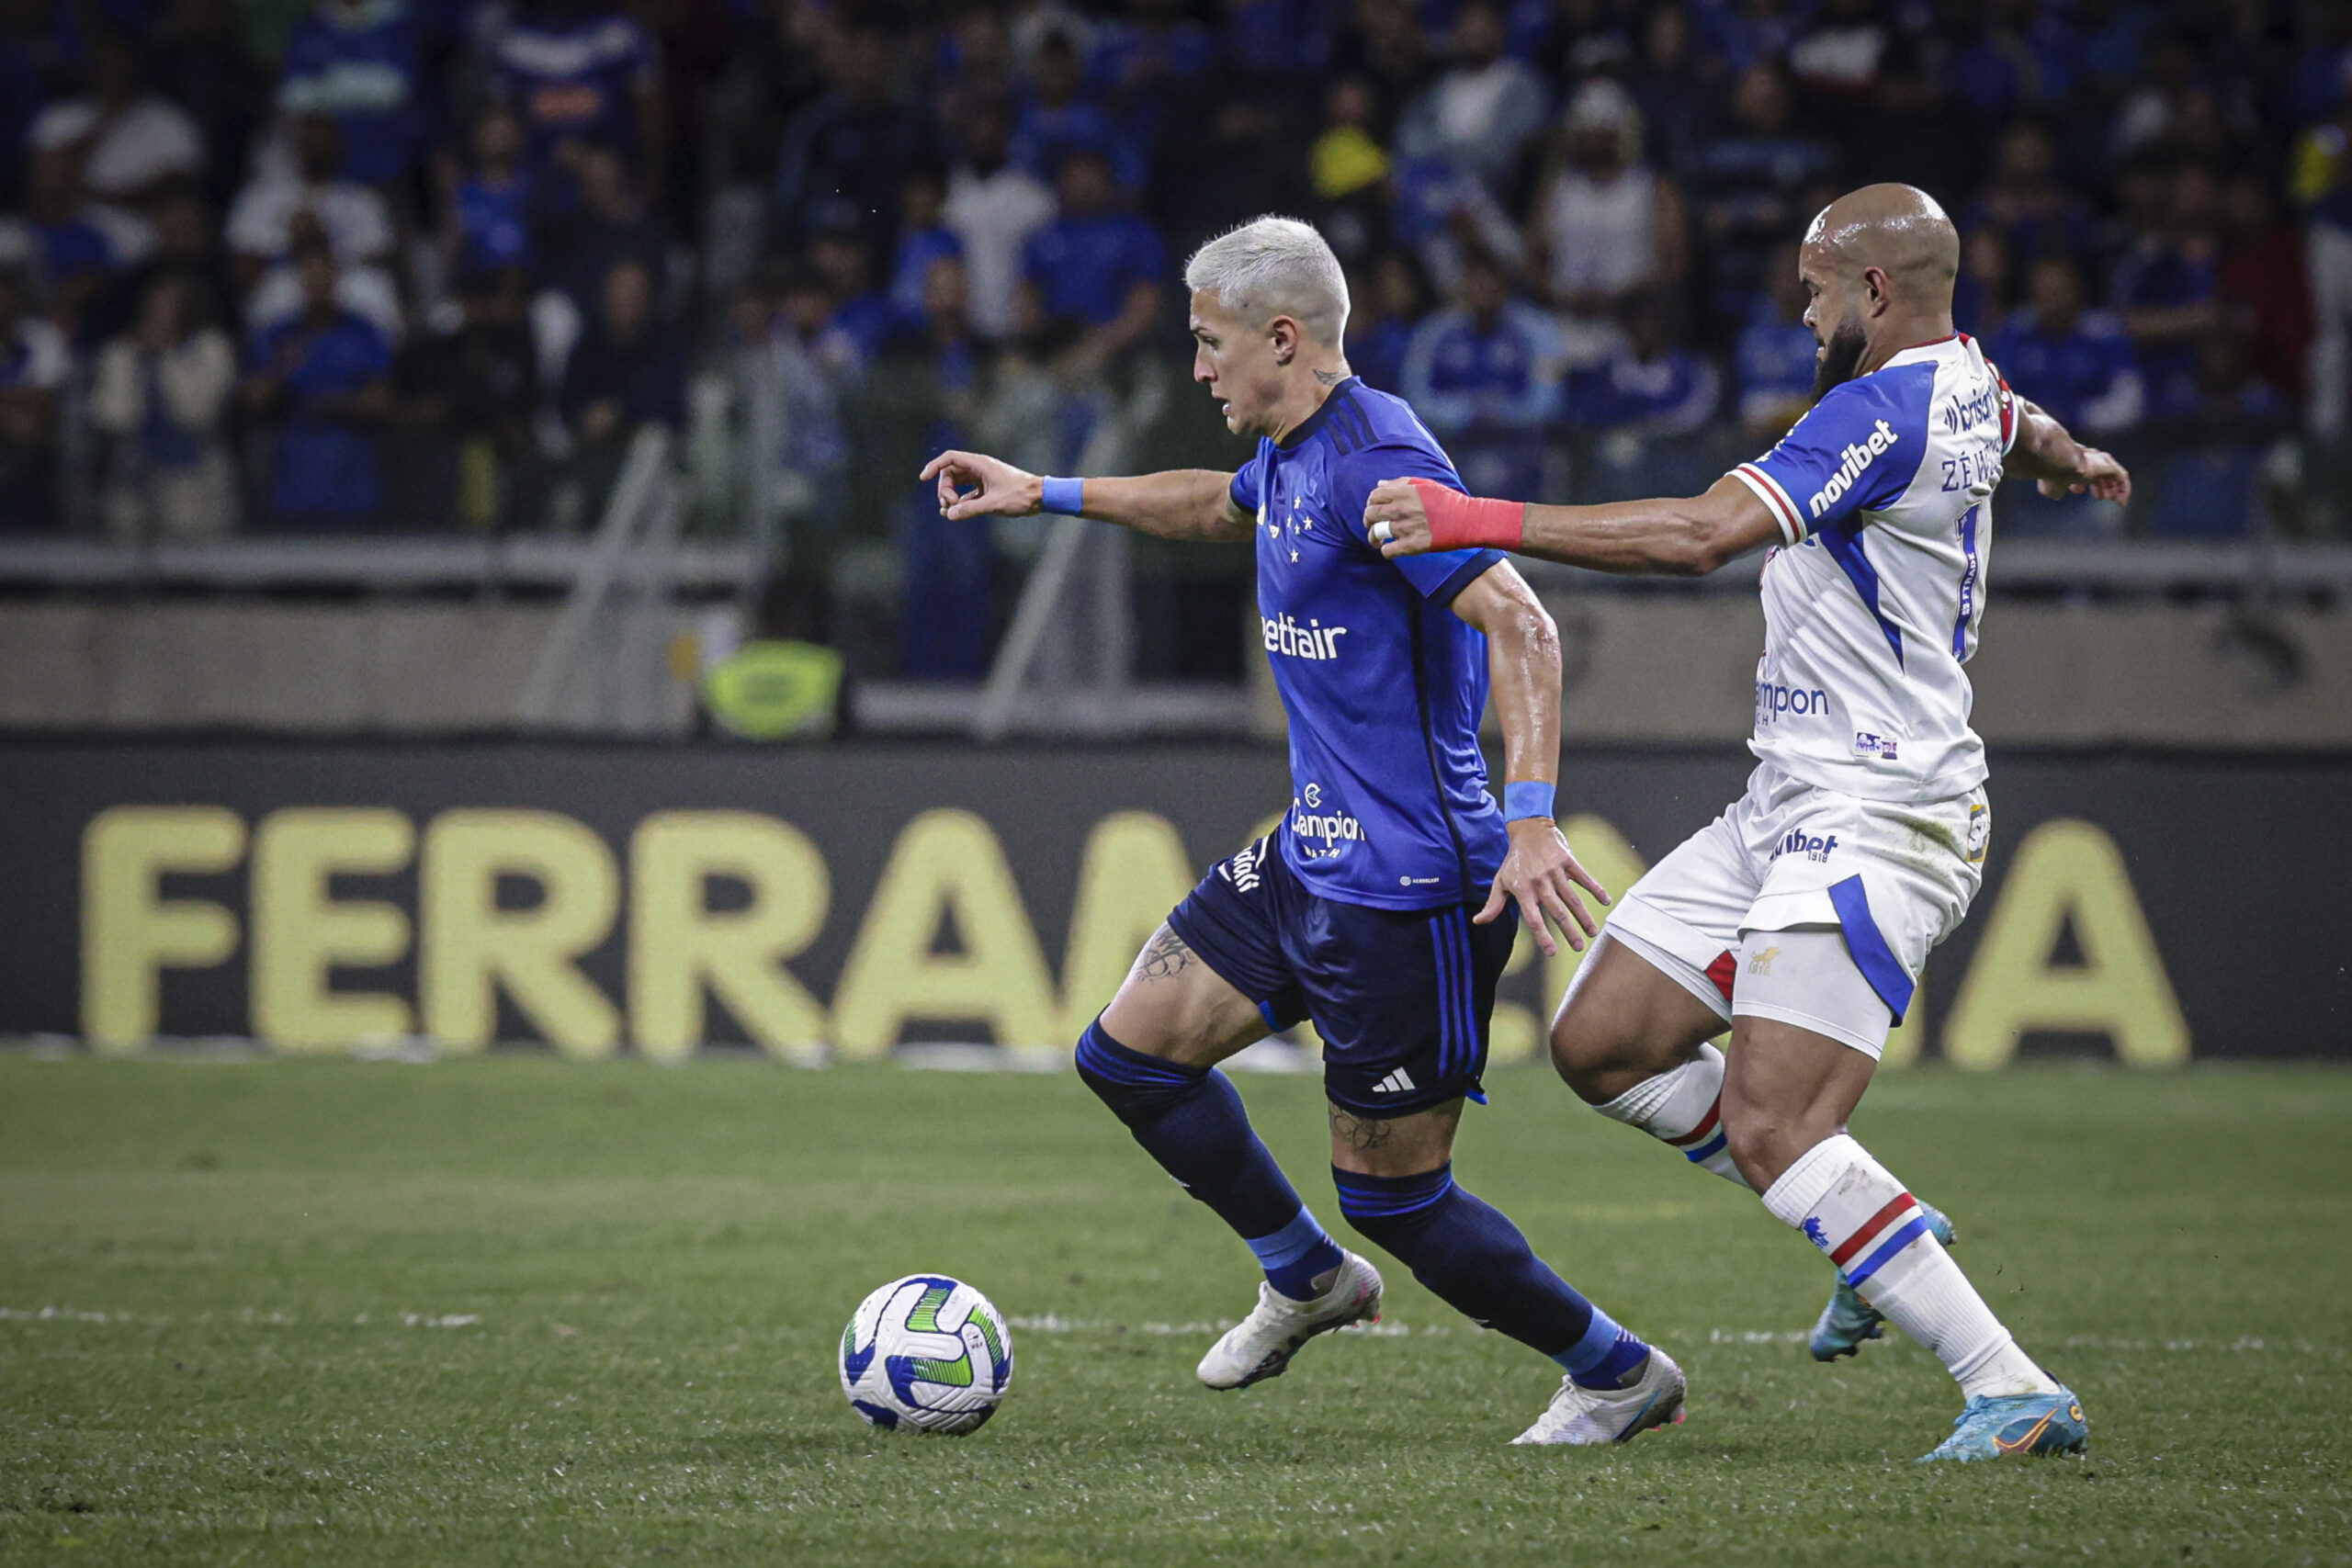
[1951,225,2016,339]
[3,148,131,344]
[2077,0,2152,104]
[1698,0,1801,78]
[543,141,668,322]
[1089,0,1213,148]
[1964,121,2090,271]
[1019,149,1163,375]
[2142,329,2281,539]
[1943,0,2032,121]
[1986,254,2144,436]
[563,257,684,436]
[560,256,684,521]
[807,223,893,368]
[2146,327,2286,429]
[1733,243,1815,442]
[1562,290,1721,437]
[444,106,537,280]
[277,0,429,187]
[1399,248,1557,501]
[241,241,392,529]
[1220,0,1337,82]
[775,24,924,251]
[888,165,965,334]
[1688,59,1838,331]
[1395,1,1550,197]
[2111,162,2224,395]
[1344,251,1429,396]
[492,0,665,195]
[1011,28,1144,194]
[882,254,997,682]
[1626,3,1712,178]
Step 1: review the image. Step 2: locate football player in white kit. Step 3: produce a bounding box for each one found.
[1359,185,2128,1462]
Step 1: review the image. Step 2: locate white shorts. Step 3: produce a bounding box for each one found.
[1601,761,1990,1058]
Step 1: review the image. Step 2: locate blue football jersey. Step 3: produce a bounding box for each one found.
[1228,378,1509,910]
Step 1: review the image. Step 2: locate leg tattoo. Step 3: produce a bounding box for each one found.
[1132,925,1198,985]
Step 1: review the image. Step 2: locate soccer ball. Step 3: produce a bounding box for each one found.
[839,1274,1014,1435]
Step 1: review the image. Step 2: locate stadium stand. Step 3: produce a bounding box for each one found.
[3,0,2351,733]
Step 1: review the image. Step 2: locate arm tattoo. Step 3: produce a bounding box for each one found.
[1328,1105,1395,1153]
[1133,925,1197,984]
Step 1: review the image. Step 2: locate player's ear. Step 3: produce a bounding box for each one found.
[1270,315,1298,366]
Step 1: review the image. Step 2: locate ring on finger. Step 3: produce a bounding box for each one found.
[1370,520,1394,545]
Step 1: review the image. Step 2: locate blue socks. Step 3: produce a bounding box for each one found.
[1075,1021,1345,1301]
[1074,1018,1651,1384]
[1333,1164,1651,1389]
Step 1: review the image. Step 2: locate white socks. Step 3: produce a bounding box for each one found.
[1594,1041,1750,1190]
[1763,1134,2057,1400]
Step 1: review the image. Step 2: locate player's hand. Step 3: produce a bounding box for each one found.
[1476,817,1611,957]
[2041,446,2132,504]
[1363,478,1435,557]
[922,449,1043,521]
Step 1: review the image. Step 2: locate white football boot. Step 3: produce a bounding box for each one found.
[1510,1347,1688,1446]
[1196,1251,1385,1390]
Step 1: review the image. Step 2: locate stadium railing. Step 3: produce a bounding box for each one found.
[11,352,2352,742]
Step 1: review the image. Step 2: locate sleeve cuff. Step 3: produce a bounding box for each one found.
[1732,464,1807,546]
[1426,548,1504,607]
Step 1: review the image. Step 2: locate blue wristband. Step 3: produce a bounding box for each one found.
[1503,781,1556,822]
[1040,476,1085,514]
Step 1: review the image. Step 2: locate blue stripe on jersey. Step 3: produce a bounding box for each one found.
[1428,914,1455,1078]
[1745,361,1935,671]
[1448,910,1476,1076]
[1951,502,1982,660]
[1828,874,1917,1022]
[1815,515,1905,667]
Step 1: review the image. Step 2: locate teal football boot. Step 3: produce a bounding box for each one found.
[1809,1201,1956,1361]
[1919,1386,2089,1461]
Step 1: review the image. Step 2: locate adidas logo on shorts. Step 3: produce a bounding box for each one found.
[1371,1067,1417,1095]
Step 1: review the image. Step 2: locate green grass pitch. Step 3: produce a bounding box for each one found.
[2,1055,2346,1566]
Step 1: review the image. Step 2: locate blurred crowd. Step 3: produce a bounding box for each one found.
[4,0,2351,663]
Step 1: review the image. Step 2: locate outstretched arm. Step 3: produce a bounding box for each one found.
[921,449,1255,542]
[2004,396,2133,503]
[1366,473,1783,576]
[1448,562,1611,956]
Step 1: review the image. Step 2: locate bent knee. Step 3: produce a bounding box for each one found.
[1720,1105,1838,1191]
[1548,1021,1626,1103]
[1548,1006,1687,1105]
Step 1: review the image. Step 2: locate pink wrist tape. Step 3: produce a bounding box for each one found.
[1411,479,1526,552]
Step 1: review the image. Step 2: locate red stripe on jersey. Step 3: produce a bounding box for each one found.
[1738,464,1807,542]
[1831,1193,1919,1266]
[1704,950,1738,1003]
[1666,1098,1722,1147]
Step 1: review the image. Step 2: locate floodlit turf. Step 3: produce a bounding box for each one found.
[1,1055,2346,1567]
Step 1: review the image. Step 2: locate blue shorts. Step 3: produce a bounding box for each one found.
[1166,837,1516,1118]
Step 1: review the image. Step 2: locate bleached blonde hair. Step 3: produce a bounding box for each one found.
[1183,217,1351,348]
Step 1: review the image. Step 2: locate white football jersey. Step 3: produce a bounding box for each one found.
[1726,335,2018,804]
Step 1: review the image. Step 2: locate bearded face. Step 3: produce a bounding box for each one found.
[1812,315,1870,400]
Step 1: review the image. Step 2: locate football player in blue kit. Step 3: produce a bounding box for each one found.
[922,218,1687,1445]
